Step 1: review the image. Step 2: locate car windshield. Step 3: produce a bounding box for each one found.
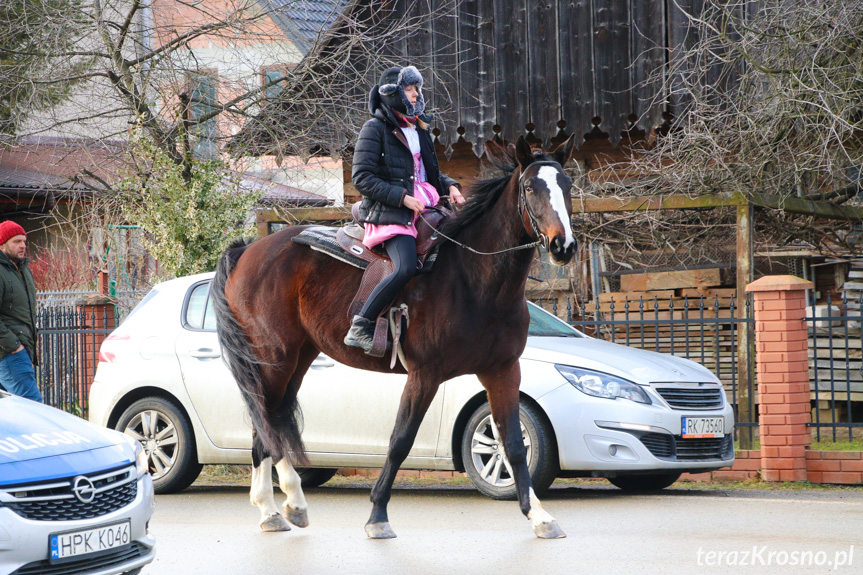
[527,303,583,337]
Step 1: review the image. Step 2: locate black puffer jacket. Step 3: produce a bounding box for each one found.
[352,88,458,226]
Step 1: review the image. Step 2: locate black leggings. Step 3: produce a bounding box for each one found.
[359,234,418,320]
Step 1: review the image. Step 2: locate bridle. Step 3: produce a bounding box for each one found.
[416,160,564,257]
[518,161,563,250]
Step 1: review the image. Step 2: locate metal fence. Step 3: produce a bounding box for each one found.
[33,289,151,417]
[805,290,863,443]
[37,289,148,319]
[35,304,120,417]
[535,294,757,445]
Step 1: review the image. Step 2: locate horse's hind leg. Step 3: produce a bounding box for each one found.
[366,371,439,539]
[479,363,566,539]
[250,435,291,532]
[274,457,309,528]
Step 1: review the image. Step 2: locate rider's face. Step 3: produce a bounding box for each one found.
[404,84,419,105]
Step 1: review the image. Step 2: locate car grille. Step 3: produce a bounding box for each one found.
[638,432,734,461]
[12,542,149,575]
[654,386,724,410]
[1,465,137,521]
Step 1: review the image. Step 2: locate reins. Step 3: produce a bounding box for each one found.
[418,210,542,256]
[417,161,559,256]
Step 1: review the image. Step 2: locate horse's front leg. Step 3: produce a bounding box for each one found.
[479,363,566,539]
[366,371,439,539]
[274,457,309,527]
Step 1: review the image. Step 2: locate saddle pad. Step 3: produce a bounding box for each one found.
[293,226,439,273]
[291,227,368,270]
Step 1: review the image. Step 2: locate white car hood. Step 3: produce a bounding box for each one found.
[523,336,720,384]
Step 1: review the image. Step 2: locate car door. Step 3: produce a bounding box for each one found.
[175,280,445,457]
[174,281,251,449]
[298,358,444,457]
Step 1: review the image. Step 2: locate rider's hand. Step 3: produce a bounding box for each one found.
[449,185,465,206]
[403,194,424,217]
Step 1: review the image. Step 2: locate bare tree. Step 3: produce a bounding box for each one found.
[0,0,451,282]
[576,0,863,262]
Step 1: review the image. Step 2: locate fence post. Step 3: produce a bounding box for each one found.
[745,275,813,482]
[75,294,118,410]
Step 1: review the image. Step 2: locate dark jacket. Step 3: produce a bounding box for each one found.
[0,252,38,365]
[352,88,458,226]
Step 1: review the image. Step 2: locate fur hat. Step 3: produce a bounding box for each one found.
[0,221,25,246]
[377,66,425,116]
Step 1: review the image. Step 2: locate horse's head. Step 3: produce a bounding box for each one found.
[511,135,578,266]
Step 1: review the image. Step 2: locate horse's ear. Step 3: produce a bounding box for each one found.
[515,136,534,168]
[552,134,578,167]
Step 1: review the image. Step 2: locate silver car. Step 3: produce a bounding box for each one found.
[0,391,155,575]
[89,272,734,498]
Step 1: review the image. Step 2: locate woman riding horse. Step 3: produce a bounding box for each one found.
[344,65,465,353]
[211,106,578,540]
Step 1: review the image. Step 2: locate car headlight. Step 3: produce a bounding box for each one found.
[555,365,652,404]
[134,440,149,477]
[122,434,150,478]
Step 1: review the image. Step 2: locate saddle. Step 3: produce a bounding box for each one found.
[291,202,453,362]
[337,202,452,320]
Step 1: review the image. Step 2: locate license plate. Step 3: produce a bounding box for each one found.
[681,416,725,438]
[50,520,131,561]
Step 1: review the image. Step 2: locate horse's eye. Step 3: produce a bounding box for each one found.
[525,186,533,194]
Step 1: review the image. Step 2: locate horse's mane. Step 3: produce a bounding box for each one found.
[439,143,552,238]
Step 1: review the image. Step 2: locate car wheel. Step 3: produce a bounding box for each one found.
[461,401,557,500]
[271,467,339,488]
[607,472,682,491]
[117,397,203,494]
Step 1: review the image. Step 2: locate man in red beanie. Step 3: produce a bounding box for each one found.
[0,220,41,402]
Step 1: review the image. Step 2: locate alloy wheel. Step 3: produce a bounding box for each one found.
[468,414,531,488]
[123,409,179,479]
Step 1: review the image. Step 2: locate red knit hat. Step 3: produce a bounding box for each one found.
[0,221,25,246]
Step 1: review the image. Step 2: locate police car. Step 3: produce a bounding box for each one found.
[0,391,155,575]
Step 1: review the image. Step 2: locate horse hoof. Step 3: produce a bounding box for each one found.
[533,520,566,539]
[285,505,309,528]
[365,522,397,539]
[260,514,291,532]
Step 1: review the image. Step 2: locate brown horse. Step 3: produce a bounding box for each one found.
[211,135,577,539]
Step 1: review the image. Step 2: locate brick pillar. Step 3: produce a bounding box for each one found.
[746,275,813,482]
[76,295,118,408]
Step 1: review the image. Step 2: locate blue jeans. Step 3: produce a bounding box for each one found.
[0,349,42,402]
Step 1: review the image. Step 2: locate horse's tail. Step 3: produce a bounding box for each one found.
[211,238,307,465]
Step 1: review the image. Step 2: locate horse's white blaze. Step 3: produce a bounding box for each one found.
[275,457,307,512]
[527,487,556,528]
[537,166,575,248]
[250,457,281,524]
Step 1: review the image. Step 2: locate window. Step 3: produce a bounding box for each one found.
[185,282,218,331]
[263,69,284,101]
[268,222,289,234]
[189,72,218,159]
[202,292,217,331]
[185,283,210,329]
[527,302,582,337]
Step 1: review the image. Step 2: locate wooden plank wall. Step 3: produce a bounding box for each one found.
[375,0,723,156]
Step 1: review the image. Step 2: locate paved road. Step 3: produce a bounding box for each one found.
[145,483,863,575]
